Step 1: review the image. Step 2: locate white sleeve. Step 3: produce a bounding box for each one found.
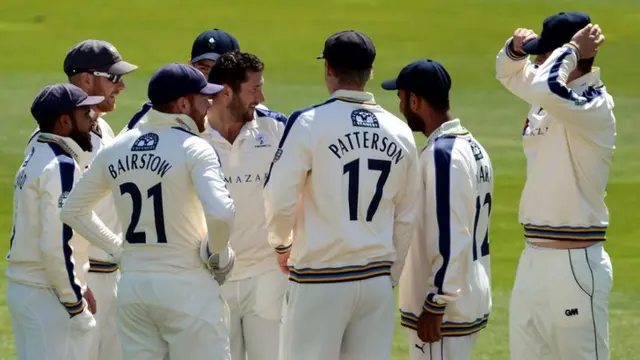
[390,141,421,286]
[60,152,123,257]
[529,45,615,126]
[263,111,312,253]
[185,139,235,254]
[39,159,86,317]
[423,138,475,315]
[495,38,539,105]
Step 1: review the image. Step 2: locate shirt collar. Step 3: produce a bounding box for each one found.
[329,89,376,105]
[36,132,89,166]
[568,67,602,90]
[144,109,202,135]
[425,119,469,148]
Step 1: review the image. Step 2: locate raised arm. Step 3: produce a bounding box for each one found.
[529,43,614,126]
[186,138,235,254]
[60,152,123,259]
[423,138,476,315]
[495,30,539,104]
[263,110,312,253]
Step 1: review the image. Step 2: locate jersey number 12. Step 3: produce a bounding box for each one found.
[120,182,167,244]
[343,158,392,222]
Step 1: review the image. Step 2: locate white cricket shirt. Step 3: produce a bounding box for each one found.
[25,117,122,272]
[264,90,420,284]
[201,108,287,281]
[399,120,493,337]
[6,133,91,317]
[496,40,616,242]
[60,108,235,273]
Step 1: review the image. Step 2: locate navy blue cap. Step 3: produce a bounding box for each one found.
[318,30,376,70]
[191,29,240,63]
[30,83,104,126]
[523,12,591,55]
[381,59,451,102]
[64,39,137,76]
[148,63,224,105]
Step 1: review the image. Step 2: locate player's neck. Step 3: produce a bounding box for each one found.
[208,112,244,144]
[424,111,454,137]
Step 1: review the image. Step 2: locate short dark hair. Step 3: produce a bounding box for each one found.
[405,91,450,113]
[330,64,371,87]
[208,51,264,92]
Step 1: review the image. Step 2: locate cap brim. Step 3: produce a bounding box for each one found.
[200,83,224,96]
[191,53,221,63]
[77,95,105,107]
[380,79,399,90]
[522,38,553,55]
[106,60,138,75]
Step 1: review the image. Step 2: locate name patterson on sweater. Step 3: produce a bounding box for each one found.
[328,131,404,164]
[108,153,173,179]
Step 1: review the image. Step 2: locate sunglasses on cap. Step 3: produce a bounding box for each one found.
[92,71,122,83]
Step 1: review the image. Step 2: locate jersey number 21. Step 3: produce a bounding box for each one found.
[120,182,167,244]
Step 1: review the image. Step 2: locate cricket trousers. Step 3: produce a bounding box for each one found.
[509,241,613,360]
[6,281,93,360]
[279,275,395,360]
[116,269,231,360]
[408,331,479,360]
[87,267,121,360]
[221,269,288,360]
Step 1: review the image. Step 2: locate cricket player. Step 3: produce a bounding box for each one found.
[22,40,136,360]
[204,50,288,360]
[60,63,236,360]
[495,12,614,360]
[5,83,107,360]
[382,59,493,360]
[264,30,420,360]
[189,28,241,78]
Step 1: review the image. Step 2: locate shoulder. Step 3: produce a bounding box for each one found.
[428,135,469,167]
[124,102,153,131]
[288,98,342,123]
[255,107,287,125]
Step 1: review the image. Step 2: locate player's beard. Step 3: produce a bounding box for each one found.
[404,108,425,133]
[228,94,253,123]
[69,118,93,152]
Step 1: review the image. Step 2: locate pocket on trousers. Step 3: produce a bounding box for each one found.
[548,249,597,328]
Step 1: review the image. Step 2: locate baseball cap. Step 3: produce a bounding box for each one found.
[523,12,591,55]
[191,29,240,63]
[381,59,452,103]
[317,30,376,70]
[64,39,138,76]
[147,63,224,105]
[30,83,104,127]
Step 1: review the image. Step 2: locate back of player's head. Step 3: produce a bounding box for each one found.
[191,29,240,64]
[148,63,223,106]
[207,51,264,93]
[318,30,376,87]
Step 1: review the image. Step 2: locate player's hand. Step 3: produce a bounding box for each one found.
[570,23,605,59]
[85,288,97,314]
[511,28,538,55]
[69,302,97,332]
[417,310,443,343]
[277,251,290,275]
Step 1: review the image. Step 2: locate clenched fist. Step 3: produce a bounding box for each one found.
[511,28,538,55]
[569,23,605,59]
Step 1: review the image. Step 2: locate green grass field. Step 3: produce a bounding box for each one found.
[1,0,639,359]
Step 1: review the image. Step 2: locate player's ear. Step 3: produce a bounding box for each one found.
[409,92,420,112]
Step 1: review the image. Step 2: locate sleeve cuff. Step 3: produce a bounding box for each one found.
[274,244,292,254]
[63,299,86,318]
[422,293,446,315]
[562,43,581,60]
[505,39,528,60]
